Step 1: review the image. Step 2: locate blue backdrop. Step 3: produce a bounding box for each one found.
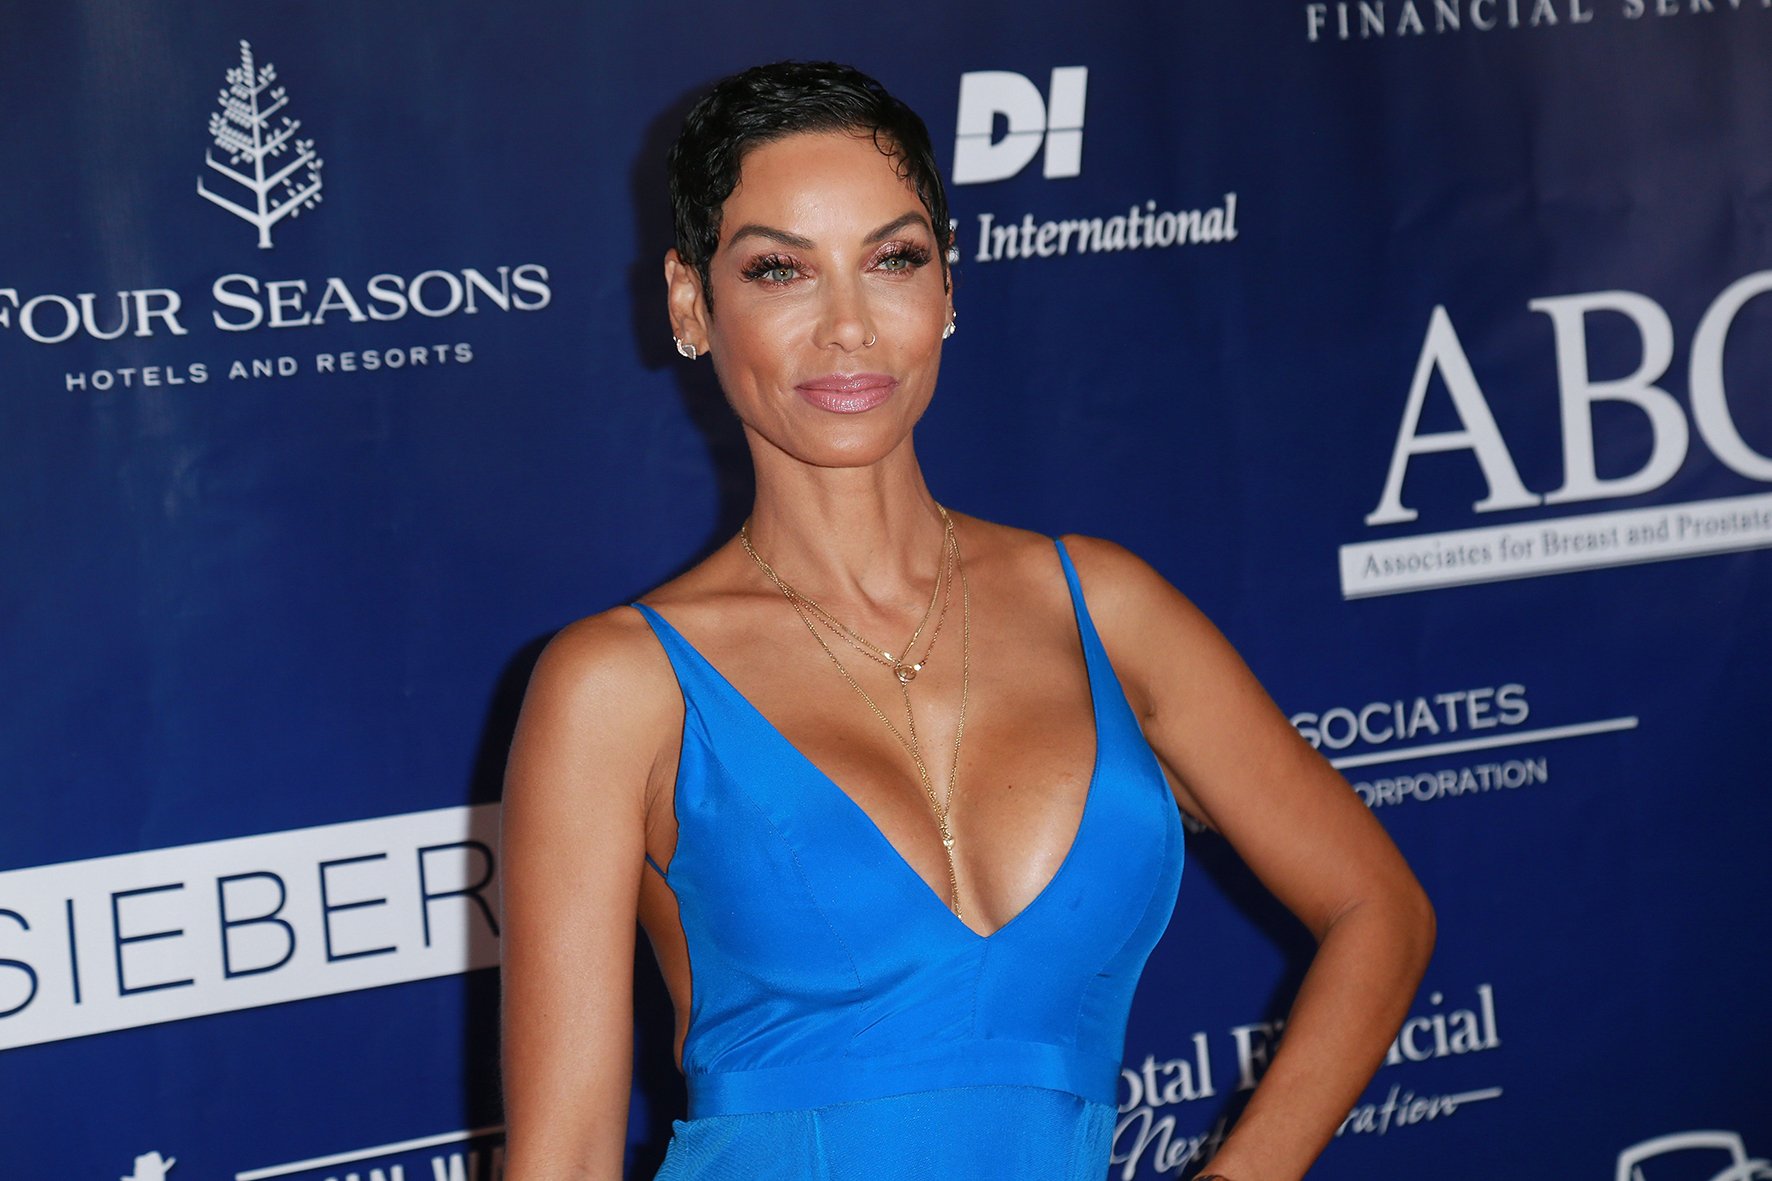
[3,3,1769,1179]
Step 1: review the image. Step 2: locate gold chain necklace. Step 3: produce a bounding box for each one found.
[738,506,971,918]
[740,507,955,743]
[779,510,955,686]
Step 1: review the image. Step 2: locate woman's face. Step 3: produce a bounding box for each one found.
[667,130,953,469]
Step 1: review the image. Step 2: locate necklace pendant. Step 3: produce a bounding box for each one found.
[942,835,955,850]
[896,664,917,684]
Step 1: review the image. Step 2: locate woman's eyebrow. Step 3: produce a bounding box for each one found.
[725,212,931,253]
[726,224,815,251]
[864,212,931,244]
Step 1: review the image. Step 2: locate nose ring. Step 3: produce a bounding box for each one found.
[864,332,877,348]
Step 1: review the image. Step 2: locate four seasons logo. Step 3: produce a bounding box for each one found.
[196,39,323,248]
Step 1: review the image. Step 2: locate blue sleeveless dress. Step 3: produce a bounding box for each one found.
[629,537,1185,1180]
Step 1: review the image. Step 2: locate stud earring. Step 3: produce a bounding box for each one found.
[674,337,698,360]
[942,315,956,340]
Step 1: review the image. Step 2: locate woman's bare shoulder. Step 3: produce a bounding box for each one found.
[1051,530,1189,614]
[538,540,737,687]
[1050,530,1228,700]
[533,602,672,703]
[508,601,685,817]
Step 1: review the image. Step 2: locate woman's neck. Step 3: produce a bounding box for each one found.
[741,444,947,611]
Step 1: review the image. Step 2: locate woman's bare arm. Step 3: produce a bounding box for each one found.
[1065,535,1436,1181]
[501,610,677,1181]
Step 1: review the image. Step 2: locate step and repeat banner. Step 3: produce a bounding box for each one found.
[3,2,1768,1179]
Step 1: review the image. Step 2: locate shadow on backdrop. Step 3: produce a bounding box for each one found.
[1173,830,1319,1176]
[459,72,755,1178]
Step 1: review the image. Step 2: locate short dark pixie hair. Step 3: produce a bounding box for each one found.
[668,61,952,307]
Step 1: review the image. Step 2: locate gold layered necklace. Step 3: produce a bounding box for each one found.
[739,504,971,919]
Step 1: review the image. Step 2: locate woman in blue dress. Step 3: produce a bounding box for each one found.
[500,62,1434,1181]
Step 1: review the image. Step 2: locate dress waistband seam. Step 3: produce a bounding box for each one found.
[686,1039,1120,1118]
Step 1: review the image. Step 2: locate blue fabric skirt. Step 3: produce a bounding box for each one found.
[652,1085,1118,1180]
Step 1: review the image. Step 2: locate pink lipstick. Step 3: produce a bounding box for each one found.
[795,372,897,414]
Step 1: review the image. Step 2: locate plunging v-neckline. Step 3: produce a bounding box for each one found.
[637,545,1104,942]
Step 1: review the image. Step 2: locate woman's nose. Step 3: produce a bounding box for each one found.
[816,276,874,353]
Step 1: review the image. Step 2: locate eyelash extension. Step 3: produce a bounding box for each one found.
[739,243,932,285]
[740,253,799,284]
[875,243,932,270]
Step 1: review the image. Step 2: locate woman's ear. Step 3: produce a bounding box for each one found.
[664,249,711,356]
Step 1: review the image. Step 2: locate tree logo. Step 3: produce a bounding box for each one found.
[121,1151,176,1181]
[196,39,323,248]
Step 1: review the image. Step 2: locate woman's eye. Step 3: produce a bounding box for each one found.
[742,256,800,284]
[874,246,930,274]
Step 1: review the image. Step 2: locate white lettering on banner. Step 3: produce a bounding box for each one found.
[1385,986,1500,1065]
[952,68,1087,184]
[1354,271,1772,594]
[1350,758,1549,807]
[1616,1130,1772,1181]
[0,267,550,349]
[1368,276,1772,522]
[0,288,188,342]
[1533,291,1689,504]
[211,266,551,331]
[61,363,212,392]
[1120,1034,1218,1111]
[1366,304,1542,524]
[2,34,554,397]
[233,1126,505,1181]
[972,196,1239,263]
[0,804,499,1049]
[1289,680,1638,807]
[1111,985,1501,1177]
[1111,1111,1232,1179]
[1307,0,1597,39]
[951,67,1243,269]
[1330,716,1635,768]
[1336,1084,1504,1137]
[1622,0,1772,17]
[1287,680,1638,810]
[1305,0,1772,41]
[61,343,480,392]
[1292,683,1532,751]
[313,342,476,374]
[1344,488,1772,595]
